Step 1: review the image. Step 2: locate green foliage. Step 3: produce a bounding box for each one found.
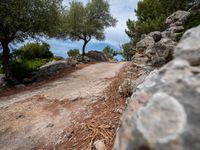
[16,43,53,60]
[61,0,117,55]
[53,56,64,61]
[176,32,184,41]
[0,0,63,42]
[11,59,48,82]
[67,49,80,58]
[122,43,135,61]
[184,11,200,30]
[103,46,115,59]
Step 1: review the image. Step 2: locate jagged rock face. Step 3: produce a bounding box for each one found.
[165,10,190,25]
[145,38,176,67]
[174,25,200,66]
[136,36,155,54]
[114,26,200,150]
[135,10,191,67]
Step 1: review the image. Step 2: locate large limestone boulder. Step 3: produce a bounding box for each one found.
[174,25,200,66]
[136,36,155,54]
[165,10,190,25]
[114,59,200,150]
[114,26,200,150]
[85,51,109,62]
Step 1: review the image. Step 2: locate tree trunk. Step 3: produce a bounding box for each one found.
[1,40,18,84]
[82,40,89,60]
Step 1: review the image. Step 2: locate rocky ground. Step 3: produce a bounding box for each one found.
[0,62,133,150]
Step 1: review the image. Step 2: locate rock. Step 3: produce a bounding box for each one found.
[33,61,72,81]
[77,56,91,63]
[137,92,186,144]
[161,31,176,41]
[136,36,155,54]
[94,140,106,150]
[167,25,184,33]
[174,25,200,66]
[114,59,200,150]
[145,38,176,67]
[149,31,162,42]
[67,58,78,67]
[85,51,109,62]
[46,123,54,128]
[165,10,190,25]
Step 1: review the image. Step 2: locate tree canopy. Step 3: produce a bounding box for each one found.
[61,0,117,57]
[0,0,63,83]
[67,49,80,58]
[122,43,135,61]
[103,46,115,60]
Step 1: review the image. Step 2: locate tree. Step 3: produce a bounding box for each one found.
[103,46,115,59]
[0,0,63,83]
[16,43,53,60]
[122,43,135,61]
[67,49,80,58]
[61,0,117,58]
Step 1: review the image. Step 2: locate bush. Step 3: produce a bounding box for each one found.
[16,42,53,60]
[184,11,200,30]
[53,56,64,61]
[11,59,48,82]
[67,49,80,58]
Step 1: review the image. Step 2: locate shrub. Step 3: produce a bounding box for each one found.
[16,43,53,60]
[184,11,200,30]
[67,49,80,58]
[11,59,48,82]
[53,56,64,61]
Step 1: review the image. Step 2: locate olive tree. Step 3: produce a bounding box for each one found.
[61,0,117,58]
[0,0,63,83]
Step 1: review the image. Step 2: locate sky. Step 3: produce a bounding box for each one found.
[1,0,138,59]
[46,0,138,58]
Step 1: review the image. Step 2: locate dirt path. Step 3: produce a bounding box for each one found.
[0,62,127,150]
[0,62,126,108]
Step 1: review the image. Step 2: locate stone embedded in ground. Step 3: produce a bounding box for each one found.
[94,140,106,150]
[174,25,200,66]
